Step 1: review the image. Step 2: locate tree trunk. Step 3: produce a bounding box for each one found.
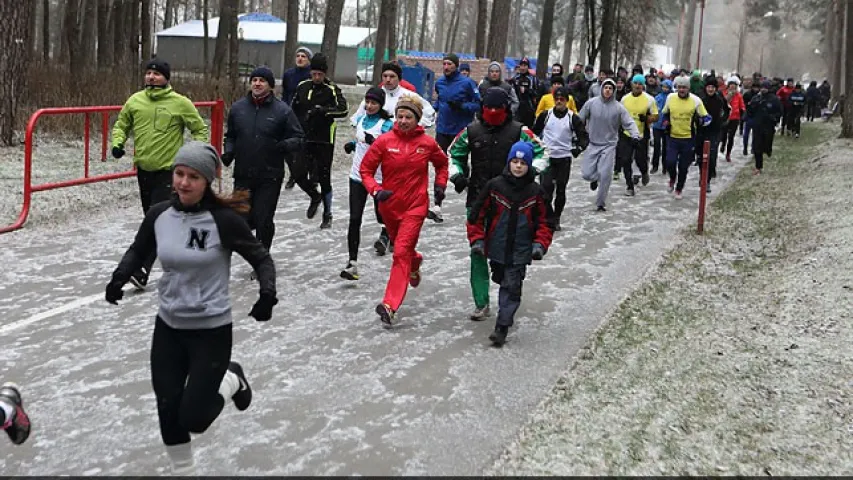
[0,0,34,145]
[112,0,125,66]
[407,0,418,50]
[372,0,390,75]
[272,0,286,18]
[387,0,397,59]
[474,0,488,57]
[284,0,298,70]
[612,0,621,70]
[679,0,696,70]
[141,0,151,61]
[842,0,852,137]
[320,0,344,77]
[417,0,429,51]
[227,0,240,89]
[81,0,98,66]
[30,0,39,55]
[735,8,747,74]
[433,0,444,52]
[164,0,174,27]
[128,0,140,68]
[203,0,209,74]
[212,0,231,78]
[536,0,556,79]
[577,0,588,65]
[598,0,616,71]
[43,0,51,62]
[559,0,578,67]
[65,0,84,76]
[486,0,510,61]
[444,1,459,52]
[832,0,843,102]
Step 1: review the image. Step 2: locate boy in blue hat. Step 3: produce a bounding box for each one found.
[466,141,553,346]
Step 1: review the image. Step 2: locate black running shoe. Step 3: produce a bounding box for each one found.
[284,178,296,190]
[228,362,252,411]
[590,181,598,191]
[596,205,606,212]
[374,235,389,256]
[0,383,31,445]
[320,214,332,229]
[376,303,396,328]
[489,326,509,347]
[306,194,322,219]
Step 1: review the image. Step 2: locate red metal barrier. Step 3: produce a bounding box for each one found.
[0,99,225,235]
[697,140,711,234]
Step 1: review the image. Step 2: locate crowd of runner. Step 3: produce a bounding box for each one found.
[3,47,828,475]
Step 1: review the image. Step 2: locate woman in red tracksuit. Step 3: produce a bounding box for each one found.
[360,95,449,326]
[720,77,745,163]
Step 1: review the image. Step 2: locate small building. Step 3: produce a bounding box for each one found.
[155,13,375,84]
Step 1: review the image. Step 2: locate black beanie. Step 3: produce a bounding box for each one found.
[249,66,275,87]
[482,87,509,108]
[381,62,403,80]
[705,76,718,87]
[365,86,386,107]
[550,76,565,86]
[443,53,460,67]
[310,53,328,72]
[143,57,171,81]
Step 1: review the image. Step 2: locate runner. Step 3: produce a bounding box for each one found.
[660,76,711,199]
[291,52,350,229]
[747,80,783,174]
[535,76,578,118]
[651,79,673,174]
[741,81,761,156]
[478,61,520,116]
[447,87,546,320]
[805,80,820,122]
[510,57,540,127]
[0,383,30,445]
[432,53,481,223]
[340,87,395,281]
[577,78,641,211]
[776,78,794,135]
[281,46,313,189]
[532,86,589,231]
[359,96,449,327]
[788,83,806,138]
[466,142,553,347]
[720,76,745,163]
[696,76,731,193]
[350,62,435,127]
[111,57,209,291]
[222,66,305,256]
[105,141,278,475]
[618,74,658,196]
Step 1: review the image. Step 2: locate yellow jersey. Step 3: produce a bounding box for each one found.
[621,92,657,137]
[536,93,578,118]
[661,93,710,139]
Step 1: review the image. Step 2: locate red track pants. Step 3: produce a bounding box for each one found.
[379,208,425,311]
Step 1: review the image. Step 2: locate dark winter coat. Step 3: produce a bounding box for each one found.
[290,78,349,144]
[281,66,311,104]
[467,166,553,266]
[511,73,541,126]
[224,93,305,179]
[698,91,732,132]
[747,92,783,132]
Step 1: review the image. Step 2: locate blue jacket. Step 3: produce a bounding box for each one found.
[433,71,481,136]
[281,66,311,104]
[652,90,670,130]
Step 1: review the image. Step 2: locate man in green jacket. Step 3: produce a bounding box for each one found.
[112,57,209,289]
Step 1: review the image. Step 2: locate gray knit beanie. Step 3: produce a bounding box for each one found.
[296,46,313,58]
[173,141,221,183]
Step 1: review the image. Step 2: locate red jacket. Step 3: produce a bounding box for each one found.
[360,124,449,217]
[777,85,794,107]
[726,91,745,120]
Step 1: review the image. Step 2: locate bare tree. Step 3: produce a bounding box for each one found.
[578,0,588,65]
[272,0,286,17]
[842,0,852,138]
[598,0,616,70]
[372,0,391,75]
[227,0,239,88]
[537,0,556,79]
[486,0,511,60]
[444,1,459,52]
[678,0,696,69]
[141,0,151,60]
[42,0,50,62]
[418,0,430,51]
[320,0,344,77]
[97,0,111,67]
[203,0,210,74]
[127,0,140,67]
[387,0,398,59]
[212,0,232,78]
[433,0,445,52]
[165,0,174,27]
[475,0,488,57]
[560,0,579,67]
[0,0,33,145]
[406,0,418,49]
[65,0,84,76]
[81,0,98,66]
[284,0,299,71]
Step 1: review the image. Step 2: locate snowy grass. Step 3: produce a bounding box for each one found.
[489,122,853,476]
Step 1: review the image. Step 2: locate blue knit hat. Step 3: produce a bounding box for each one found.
[507,141,534,167]
[631,74,646,85]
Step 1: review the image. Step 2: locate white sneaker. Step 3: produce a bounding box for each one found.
[427,205,444,223]
[469,305,491,321]
[340,261,359,281]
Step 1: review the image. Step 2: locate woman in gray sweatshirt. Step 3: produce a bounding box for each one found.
[106,141,278,474]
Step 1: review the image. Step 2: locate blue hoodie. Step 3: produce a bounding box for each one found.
[433,70,482,136]
[652,80,673,131]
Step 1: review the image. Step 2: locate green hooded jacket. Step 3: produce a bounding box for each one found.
[111,86,209,172]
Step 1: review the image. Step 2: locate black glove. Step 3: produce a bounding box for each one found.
[112,146,125,159]
[105,280,124,305]
[532,243,545,260]
[249,293,278,322]
[344,141,356,154]
[570,147,582,158]
[451,174,468,194]
[471,240,485,256]
[638,114,647,123]
[364,133,376,145]
[631,137,642,148]
[448,100,463,111]
[221,151,235,167]
[434,185,446,204]
[374,189,393,202]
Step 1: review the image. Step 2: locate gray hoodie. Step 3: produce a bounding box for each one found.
[577,95,640,146]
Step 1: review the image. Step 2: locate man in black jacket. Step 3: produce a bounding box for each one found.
[696,76,731,192]
[747,80,783,175]
[291,53,349,229]
[222,66,307,252]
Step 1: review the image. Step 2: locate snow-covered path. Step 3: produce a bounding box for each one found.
[0,147,748,475]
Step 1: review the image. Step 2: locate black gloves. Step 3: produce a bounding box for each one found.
[344,141,356,154]
[434,185,446,204]
[249,293,278,322]
[631,137,642,148]
[364,133,376,145]
[532,243,545,260]
[638,114,647,123]
[112,146,125,159]
[105,280,124,305]
[570,147,582,158]
[374,190,393,202]
[221,151,235,167]
[451,174,468,194]
[471,240,485,256]
[448,101,463,111]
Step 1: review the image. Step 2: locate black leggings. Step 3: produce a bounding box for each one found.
[348,179,385,261]
[722,120,739,157]
[540,157,572,220]
[233,177,283,251]
[652,129,668,170]
[434,133,457,207]
[150,317,232,446]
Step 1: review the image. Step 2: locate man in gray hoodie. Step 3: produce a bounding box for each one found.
[577,78,641,211]
[478,61,519,116]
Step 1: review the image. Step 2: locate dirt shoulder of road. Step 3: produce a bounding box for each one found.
[489,122,853,476]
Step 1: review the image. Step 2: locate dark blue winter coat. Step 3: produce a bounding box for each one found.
[433,70,482,136]
[281,66,311,104]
